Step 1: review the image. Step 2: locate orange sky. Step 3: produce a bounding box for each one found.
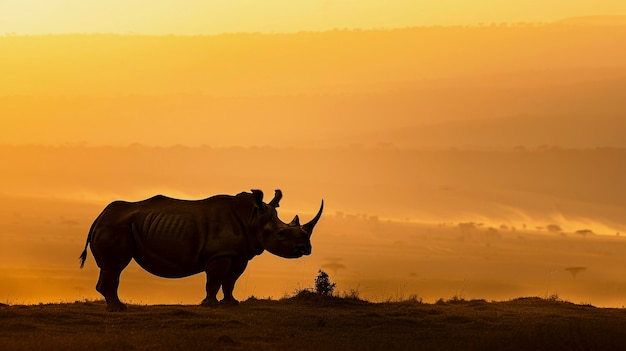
[1,1,626,34]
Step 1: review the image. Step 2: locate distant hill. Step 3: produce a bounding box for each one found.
[2,25,625,148]
[556,15,626,26]
[2,24,626,97]
[2,68,625,148]
[352,114,626,150]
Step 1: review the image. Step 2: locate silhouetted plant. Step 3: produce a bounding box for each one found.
[314,269,336,297]
[343,288,361,300]
[449,295,466,303]
[545,293,560,302]
[405,294,422,303]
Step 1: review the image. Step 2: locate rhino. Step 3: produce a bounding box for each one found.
[79,189,323,311]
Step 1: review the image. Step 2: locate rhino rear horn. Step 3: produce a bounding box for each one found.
[289,215,300,226]
[269,189,282,208]
[302,200,324,235]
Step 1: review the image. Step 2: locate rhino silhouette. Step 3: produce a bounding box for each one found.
[79,189,323,311]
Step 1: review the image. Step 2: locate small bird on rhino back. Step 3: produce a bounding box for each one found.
[79,189,323,312]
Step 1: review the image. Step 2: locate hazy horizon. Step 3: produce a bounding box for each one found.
[2,0,626,35]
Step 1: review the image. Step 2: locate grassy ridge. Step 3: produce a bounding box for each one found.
[2,297,625,351]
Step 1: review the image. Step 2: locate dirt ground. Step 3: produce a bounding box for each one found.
[2,296,626,351]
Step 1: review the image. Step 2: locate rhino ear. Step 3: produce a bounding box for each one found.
[251,189,264,209]
[269,189,282,208]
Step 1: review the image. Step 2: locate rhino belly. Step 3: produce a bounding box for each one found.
[133,249,203,278]
[132,215,205,278]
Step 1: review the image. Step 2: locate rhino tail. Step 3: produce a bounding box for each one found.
[79,217,98,269]
[79,234,90,269]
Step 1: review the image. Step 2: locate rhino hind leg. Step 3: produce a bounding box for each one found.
[97,269,128,312]
[93,245,132,312]
[90,223,133,311]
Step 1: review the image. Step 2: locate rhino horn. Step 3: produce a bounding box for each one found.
[302,200,324,235]
[269,189,282,208]
[289,215,300,226]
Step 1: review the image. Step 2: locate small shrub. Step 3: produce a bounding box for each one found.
[290,288,319,301]
[449,295,466,303]
[314,269,336,297]
[545,293,560,302]
[343,288,361,300]
[405,294,422,303]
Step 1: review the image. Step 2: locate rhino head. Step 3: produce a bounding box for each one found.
[252,189,323,258]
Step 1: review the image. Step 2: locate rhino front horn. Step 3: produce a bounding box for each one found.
[302,200,324,235]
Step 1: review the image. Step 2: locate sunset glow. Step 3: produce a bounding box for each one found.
[2,0,626,34]
[1,1,626,308]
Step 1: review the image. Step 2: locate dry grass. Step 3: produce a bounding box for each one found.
[1,296,625,351]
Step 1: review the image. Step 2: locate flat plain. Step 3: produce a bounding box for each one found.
[2,296,626,351]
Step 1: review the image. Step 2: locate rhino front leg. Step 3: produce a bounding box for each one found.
[221,260,248,305]
[201,257,231,307]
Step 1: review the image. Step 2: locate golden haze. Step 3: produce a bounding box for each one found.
[1,19,626,307]
[3,1,626,34]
